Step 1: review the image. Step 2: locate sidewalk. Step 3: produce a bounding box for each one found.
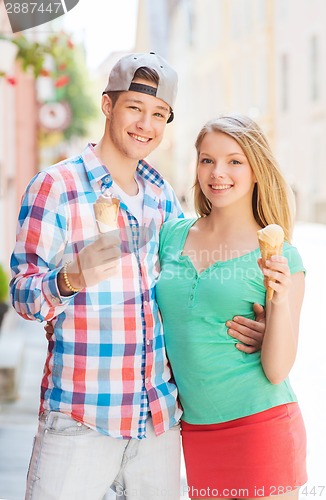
[0,311,45,500]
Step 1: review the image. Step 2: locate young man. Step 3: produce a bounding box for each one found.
[10,53,265,500]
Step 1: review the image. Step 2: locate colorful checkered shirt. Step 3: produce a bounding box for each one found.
[10,144,184,439]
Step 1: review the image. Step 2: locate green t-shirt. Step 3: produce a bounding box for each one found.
[156,218,305,424]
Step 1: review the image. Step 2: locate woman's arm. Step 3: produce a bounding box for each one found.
[260,255,305,384]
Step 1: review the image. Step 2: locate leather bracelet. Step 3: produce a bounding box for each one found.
[62,262,81,293]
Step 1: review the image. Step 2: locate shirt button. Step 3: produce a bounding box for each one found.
[190,295,194,300]
[144,301,148,306]
[146,339,151,345]
[192,283,196,289]
[77,422,82,427]
[145,378,149,384]
[103,176,110,184]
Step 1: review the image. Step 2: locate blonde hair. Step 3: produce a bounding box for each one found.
[193,114,295,242]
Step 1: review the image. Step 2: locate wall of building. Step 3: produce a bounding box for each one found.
[274,0,326,222]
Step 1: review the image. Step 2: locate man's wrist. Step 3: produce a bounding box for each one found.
[57,270,74,296]
[58,262,82,296]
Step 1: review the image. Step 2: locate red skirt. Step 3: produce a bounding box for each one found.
[181,403,307,498]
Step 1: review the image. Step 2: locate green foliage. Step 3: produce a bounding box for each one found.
[49,36,99,140]
[0,32,99,140]
[0,34,47,78]
[0,263,9,303]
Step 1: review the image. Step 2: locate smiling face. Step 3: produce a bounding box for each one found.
[197,131,256,212]
[103,78,170,163]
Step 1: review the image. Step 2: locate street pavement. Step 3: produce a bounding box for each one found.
[0,222,325,500]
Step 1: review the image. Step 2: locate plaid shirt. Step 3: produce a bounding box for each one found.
[10,144,183,439]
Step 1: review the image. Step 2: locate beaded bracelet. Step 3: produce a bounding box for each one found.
[62,262,81,293]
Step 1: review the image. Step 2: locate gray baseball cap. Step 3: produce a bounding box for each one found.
[103,52,178,123]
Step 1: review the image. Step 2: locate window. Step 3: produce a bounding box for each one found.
[280,53,289,112]
[310,35,320,101]
[256,0,267,24]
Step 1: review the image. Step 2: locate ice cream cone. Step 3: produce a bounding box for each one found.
[94,193,120,233]
[257,224,284,300]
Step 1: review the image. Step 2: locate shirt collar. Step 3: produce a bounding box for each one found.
[81,143,165,190]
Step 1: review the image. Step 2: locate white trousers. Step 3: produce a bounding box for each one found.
[25,411,181,500]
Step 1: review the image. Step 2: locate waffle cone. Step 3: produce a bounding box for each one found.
[258,240,283,300]
[94,197,120,233]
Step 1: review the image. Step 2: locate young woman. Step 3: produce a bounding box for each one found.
[156,115,307,500]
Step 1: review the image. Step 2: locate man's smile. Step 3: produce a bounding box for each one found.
[128,133,152,143]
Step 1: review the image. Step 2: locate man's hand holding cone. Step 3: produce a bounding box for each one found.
[58,193,121,295]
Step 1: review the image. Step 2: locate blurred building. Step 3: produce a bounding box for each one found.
[0,2,38,267]
[274,0,326,222]
[135,0,326,222]
[0,4,88,267]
